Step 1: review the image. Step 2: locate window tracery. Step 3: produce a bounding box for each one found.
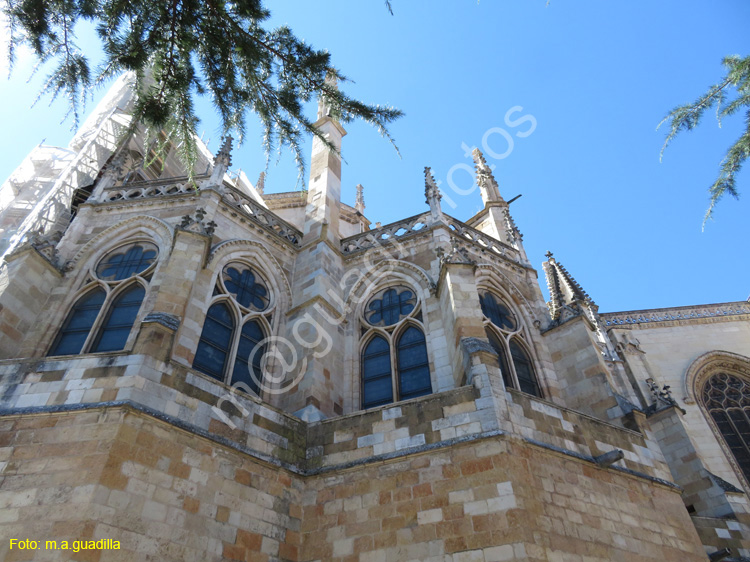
[361,285,432,409]
[192,262,271,395]
[480,290,541,397]
[48,241,157,356]
[701,372,750,483]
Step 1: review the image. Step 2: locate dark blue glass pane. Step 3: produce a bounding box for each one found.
[366,288,417,326]
[224,267,269,310]
[510,340,540,397]
[363,354,391,379]
[397,327,431,400]
[231,320,265,394]
[97,245,157,280]
[194,342,228,380]
[201,305,234,347]
[362,336,393,408]
[366,336,389,354]
[193,303,235,381]
[399,366,432,399]
[367,299,382,324]
[48,289,106,356]
[398,342,428,370]
[480,293,516,331]
[364,378,394,407]
[92,286,145,352]
[485,329,514,390]
[381,289,400,325]
[399,291,415,316]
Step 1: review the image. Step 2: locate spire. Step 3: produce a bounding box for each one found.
[472,148,502,205]
[355,183,365,213]
[205,135,232,190]
[303,70,345,244]
[542,251,594,324]
[424,167,444,224]
[256,171,265,196]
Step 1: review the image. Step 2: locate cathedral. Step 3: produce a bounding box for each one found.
[1,74,749,561]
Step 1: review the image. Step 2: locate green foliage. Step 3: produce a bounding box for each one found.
[659,55,750,224]
[2,0,403,177]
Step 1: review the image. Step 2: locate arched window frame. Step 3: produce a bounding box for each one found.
[47,239,158,356]
[359,283,434,410]
[691,353,750,492]
[479,289,543,398]
[192,259,276,396]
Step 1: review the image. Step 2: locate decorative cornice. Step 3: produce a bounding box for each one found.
[602,302,750,327]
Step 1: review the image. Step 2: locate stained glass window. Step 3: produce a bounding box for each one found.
[486,328,514,390]
[510,339,540,397]
[367,288,416,326]
[396,327,432,401]
[480,293,516,331]
[231,320,266,394]
[222,265,269,311]
[91,285,145,352]
[48,289,106,356]
[193,303,235,381]
[702,373,750,483]
[362,336,394,408]
[97,243,157,281]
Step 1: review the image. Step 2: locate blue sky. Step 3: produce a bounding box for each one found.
[1,1,748,312]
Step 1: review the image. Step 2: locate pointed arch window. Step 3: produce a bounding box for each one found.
[361,286,433,409]
[47,241,157,356]
[193,303,235,380]
[49,289,106,356]
[481,290,541,398]
[397,327,432,401]
[192,263,271,395]
[91,285,146,352]
[362,336,393,409]
[701,372,750,483]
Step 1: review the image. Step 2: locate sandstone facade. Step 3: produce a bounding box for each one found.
[0,75,749,561]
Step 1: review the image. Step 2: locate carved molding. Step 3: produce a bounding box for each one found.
[602,302,750,327]
[67,215,174,271]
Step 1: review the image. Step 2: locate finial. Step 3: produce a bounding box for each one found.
[108,148,129,182]
[545,251,553,259]
[424,167,445,225]
[317,70,339,121]
[542,252,596,323]
[256,171,266,195]
[471,147,502,204]
[205,135,233,191]
[215,135,233,168]
[542,252,594,324]
[355,183,365,213]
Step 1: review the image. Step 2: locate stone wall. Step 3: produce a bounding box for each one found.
[0,405,708,562]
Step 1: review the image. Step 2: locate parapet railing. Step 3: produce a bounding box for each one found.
[602,302,750,326]
[446,217,519,261]
[340,211,520,262]
[340,212,431,254]
[222,185,302,247]
[96,176,302,248]
[97,175,207,202]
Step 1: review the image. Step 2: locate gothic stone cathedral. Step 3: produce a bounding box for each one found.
[1,75,749,562]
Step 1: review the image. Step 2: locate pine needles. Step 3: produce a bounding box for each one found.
[2,0,403,178]
[659,55,750,225]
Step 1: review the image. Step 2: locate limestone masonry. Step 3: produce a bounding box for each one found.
[0,74,749,561]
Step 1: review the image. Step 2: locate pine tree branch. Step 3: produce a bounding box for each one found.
[660,55,750,223]
[1,0,403,180]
